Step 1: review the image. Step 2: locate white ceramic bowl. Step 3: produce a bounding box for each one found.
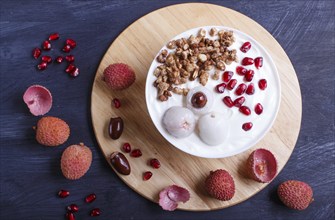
[145,26,281,158]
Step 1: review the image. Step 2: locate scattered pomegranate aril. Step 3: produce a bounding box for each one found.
[150,158,161,169]
[58,189,70,198]
[240,42,251,53]
[242,57,254,66]
[222,71,233,82]
[223,96,234,108]
[55,56,63,63]
[66,39,76,49]
[66,204,79,213]
[122,143,131,153]
[41,55,52,63]
[37,62,48,70]
[85,193,96,203]
[242,122,253,131]
[112,98,121,108]
[65,55,75,63]
[239,106,251,116]
[233,96,246,107]
[48,33,59,41]
[255,103,263,115]
[90,208,101,217]
[255,57,263,69]
[244,70,254,82]
[69,67,79,77]
[42,40,51,50]
[66,212,75,220]
[65,64,75,73]
[235,83,247,96]
[130,149,142,158]
[143,171,153,181]
[258,79,267,90]
[32,48,41,59]
[236,66,247,75]
[227,79,237,90]
[215,83,226,93]
[246,83,255,95]
[62,45,71,53]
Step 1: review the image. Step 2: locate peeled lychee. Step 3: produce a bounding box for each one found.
[278,180,314,210]
[61,143,92,180]
[198,112,228,146]
[162,106,196,138]
[35,116,70,147]
[247,148,277,183]
[103,63,136,90]
[205,169,235,201]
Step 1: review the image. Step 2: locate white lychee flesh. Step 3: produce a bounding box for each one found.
[163,106,196,138]
[186,86,214,115]
[198,112,228,146]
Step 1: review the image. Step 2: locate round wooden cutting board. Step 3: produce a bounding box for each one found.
[91,3,302,211]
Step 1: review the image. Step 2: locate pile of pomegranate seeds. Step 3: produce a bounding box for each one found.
[215,41,267,131]
[32,33,79,77]
[58,190,101,219]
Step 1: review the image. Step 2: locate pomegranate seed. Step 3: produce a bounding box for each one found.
[65,64,75,73]
[235,83,247,96]
[85,193,96,203]
[66,204,79,213]
[58,189,70,198]
[41,55,52,63]
[244,70,254,82]
[32,48,41,59]
[246,83,255,95]
[37,62,48,70]
[112,98,121,108]
[130,149,142,158]
[48,33,59,41]
[240,42,251,53]
[242,122,253,131]
[42,40,51,50]
[223,96,234,108]
[255,57,263,69]
[90,208,101,217]
[143,171,153,181]
[255,103,263,115]
[55,56,63,63]
[149,158,161,169]
[66,39,76,49]
[233,96,245,107]
[222,71,233,82]
[227,79,237,90]
[69,67,79,77]
[242,57,254,66]
[62,45,71,53]
[122,143,131,153]
[236,66,247,75]
[66,212,75,220]
[215,83,226,93]
[65,55,75,63]
[239,106,251,115]
[258,79,267,90]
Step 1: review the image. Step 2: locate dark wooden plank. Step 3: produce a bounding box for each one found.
[0,0,334,219]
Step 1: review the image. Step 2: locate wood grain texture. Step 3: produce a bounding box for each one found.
[91,3,301,211]
[0,0,334,219]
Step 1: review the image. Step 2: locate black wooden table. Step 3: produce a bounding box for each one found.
[1,1,334,219]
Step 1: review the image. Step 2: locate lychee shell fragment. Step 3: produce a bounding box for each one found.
[23,85,52,116]
[247,148,277,183]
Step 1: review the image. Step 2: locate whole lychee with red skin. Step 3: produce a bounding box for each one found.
[35,116,70,147]
[61,143,92,180]
[103,63,136,90]
[277,180,314,210]
[205,169,235,201]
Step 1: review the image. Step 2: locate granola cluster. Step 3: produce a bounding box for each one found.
[153,28,238,101]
